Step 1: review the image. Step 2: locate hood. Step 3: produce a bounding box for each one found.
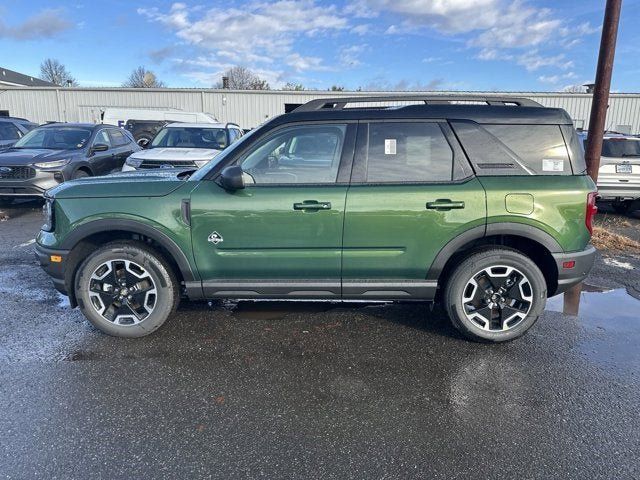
[130,147,222,162]
[0,148,76,166]
[48,168,192,199]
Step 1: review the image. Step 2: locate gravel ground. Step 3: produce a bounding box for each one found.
[0,199,639,480]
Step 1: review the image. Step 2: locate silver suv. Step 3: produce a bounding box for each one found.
[580,131,640,213]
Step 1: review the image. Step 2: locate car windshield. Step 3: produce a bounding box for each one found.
[12,127,92,150]
[602,138,640,157]
[150,127,228,149]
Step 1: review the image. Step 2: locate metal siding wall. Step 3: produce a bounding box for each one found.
[1,88,640,133]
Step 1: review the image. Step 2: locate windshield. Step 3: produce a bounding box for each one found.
[151,127,228,149]
[602,138,640,157]
[13,127,92,150]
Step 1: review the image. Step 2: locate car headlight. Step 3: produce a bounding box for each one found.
[34,159,71,169]
[125,156,143,167]
[42,198,55,232]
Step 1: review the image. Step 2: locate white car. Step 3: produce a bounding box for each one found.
[122,122,243,171]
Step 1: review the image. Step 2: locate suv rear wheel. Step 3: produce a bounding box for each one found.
[444,248,547,342]
[75,241,179,337]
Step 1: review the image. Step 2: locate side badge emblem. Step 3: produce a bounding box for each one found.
[208,231,223,245]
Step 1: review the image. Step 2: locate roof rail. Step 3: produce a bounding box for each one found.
[294,95,542,112]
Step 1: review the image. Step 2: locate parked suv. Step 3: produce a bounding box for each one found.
[35,96,597,342]
[122,122,243,171]
[579,131,640,213]
[0,123,139,202]
[0,116,38,148]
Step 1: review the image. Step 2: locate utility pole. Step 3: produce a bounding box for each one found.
[584,0,623,182]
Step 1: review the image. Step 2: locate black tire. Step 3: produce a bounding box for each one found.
[444,248,547,343]
[72,169,90,180]
[74,241,179,338]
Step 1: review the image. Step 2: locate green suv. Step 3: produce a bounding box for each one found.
[35,96,597,342]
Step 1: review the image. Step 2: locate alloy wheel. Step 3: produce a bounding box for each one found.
[88,259,157,326]
[461,265,533,332]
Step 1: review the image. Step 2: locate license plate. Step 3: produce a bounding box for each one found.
[616,164,632,174]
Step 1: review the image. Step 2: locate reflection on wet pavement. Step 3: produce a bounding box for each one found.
[547,283,640,371]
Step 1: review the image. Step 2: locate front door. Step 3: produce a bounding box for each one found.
[190,122,355,298]
[342,121,486,299]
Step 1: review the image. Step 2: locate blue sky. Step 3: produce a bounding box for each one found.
[1,0,639,91]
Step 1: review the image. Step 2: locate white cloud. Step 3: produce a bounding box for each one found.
[538,72,577,84]
[139,1,348,70]
[339,44,368,67]
[517,51,573,72]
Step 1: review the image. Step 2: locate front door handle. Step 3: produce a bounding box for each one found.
[293,200,332,211]
[426,199,465,211]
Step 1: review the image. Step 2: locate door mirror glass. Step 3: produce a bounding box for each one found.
[219,165,245,190]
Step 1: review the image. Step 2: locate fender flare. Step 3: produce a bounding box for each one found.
[60,218,197,281]
[426,222,562,282]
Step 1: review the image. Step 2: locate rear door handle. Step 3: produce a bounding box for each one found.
[426,199,465,211]
[293,200,332,211]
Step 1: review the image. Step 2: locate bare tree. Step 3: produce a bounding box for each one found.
[562,84,588,93]
[39,58,78,86]
[282,82,305,91]
[215,66,270,90]
[328,85,345,91]
[123,66,166,88]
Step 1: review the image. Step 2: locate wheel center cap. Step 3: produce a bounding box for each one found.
[491,293,501,303]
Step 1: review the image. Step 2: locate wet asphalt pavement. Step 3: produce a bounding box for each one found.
[1,200,639,479]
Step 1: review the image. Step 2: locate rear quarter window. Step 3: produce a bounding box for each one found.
[451,121,573,176]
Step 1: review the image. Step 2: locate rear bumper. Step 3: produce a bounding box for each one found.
[34,243,70,297]
[551,245,597,296]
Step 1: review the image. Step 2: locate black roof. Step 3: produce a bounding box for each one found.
[0,66,55,87]
[40,122,100,129]
[285,96,573,126]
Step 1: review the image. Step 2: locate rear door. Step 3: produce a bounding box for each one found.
[108,128,135,170]
[342,120,486,299]
[190,122,356,298]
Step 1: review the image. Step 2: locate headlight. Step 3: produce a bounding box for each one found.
[42,198,55,232]
[34,159,71,169]
[125,156,143,167]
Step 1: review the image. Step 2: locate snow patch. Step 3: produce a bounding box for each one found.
[603,257,634,270]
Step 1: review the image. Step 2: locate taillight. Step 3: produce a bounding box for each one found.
[585,192,598,235]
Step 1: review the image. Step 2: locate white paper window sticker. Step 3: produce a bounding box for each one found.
[384,139,397,155]
[542,158,564,172]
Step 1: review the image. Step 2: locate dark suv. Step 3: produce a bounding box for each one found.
[35,96,597,342]
[0,123,139,202]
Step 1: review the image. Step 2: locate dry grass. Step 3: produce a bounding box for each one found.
[592,226,640,253]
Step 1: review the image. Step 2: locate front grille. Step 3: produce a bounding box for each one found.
[0,166,36,180]
[139,159,197,169]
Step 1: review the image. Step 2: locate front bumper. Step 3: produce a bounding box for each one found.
[551,245,597,296]
[0,170,61,197]
[34,243,71,298]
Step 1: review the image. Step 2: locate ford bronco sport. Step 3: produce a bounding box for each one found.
[35,96,597,342]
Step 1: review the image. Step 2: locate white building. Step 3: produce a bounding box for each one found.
[1,87,639,133]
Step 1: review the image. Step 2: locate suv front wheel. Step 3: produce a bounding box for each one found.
[75,241,179,337]
[444,248,547,342]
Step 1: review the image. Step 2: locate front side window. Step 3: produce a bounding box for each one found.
[239,124,346,185]
[109,129,129,147]
[94,130,112,148]
[365,122,453,183]
[13,127,92,150]
[151,127,228,149]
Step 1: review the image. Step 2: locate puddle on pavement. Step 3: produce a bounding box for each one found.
[546,283,640,371]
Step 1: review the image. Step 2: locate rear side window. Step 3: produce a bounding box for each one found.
[365,122,453,182]
[0,123,21,141]
[452,121,572,175]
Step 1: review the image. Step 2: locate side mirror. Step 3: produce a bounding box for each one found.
[91,143,109,154]
[218,165,245,190]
